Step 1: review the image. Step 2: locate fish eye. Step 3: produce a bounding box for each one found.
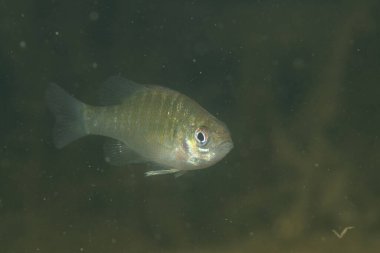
[195,127,208,146]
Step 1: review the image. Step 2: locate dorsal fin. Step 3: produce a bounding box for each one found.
[98,76,147,105]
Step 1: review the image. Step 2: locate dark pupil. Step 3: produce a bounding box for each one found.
[197,132,205,142]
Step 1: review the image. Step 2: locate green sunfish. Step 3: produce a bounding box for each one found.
[46,76,233,176]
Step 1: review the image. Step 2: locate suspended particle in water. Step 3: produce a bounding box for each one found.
[89,11,99,21]
[19,41,26,49]
[293,57,305,70]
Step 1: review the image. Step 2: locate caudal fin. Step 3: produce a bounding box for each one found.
[46,83,87,148]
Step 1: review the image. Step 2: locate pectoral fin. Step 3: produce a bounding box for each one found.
[103,139,148,166]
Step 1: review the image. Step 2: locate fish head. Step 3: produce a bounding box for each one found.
[182,116,233,169]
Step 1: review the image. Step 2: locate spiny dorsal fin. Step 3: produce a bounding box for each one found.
[98,76,147,105]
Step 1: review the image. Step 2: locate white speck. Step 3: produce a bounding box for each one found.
[55,31,60,36]
[199,147,209,153]
[80,247,84,252]
[224,218,233,223]
[162,64,166,69]
[199,71,203,74]
[192,58,197,63]
[314,163,319,167]
[19,41,26,49]
[92,62,98,69]
[89,11,99,21]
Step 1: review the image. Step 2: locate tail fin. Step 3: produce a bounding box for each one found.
[46,83,87,148]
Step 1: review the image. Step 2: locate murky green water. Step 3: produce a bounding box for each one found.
[1,0,380,252]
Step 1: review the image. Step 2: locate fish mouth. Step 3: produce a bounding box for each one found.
[219,140,234,153]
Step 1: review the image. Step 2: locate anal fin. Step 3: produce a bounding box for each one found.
[145,168,182,177]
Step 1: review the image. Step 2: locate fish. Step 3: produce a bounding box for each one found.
[46,76,233,176]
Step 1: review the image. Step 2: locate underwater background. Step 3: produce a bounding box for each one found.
[1,0,380,252]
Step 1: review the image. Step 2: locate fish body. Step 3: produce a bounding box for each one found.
[46,76,233,176]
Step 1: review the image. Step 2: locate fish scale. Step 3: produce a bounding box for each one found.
[156,91,165,145]
[160,91,171,145]
[168,92,180,144]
